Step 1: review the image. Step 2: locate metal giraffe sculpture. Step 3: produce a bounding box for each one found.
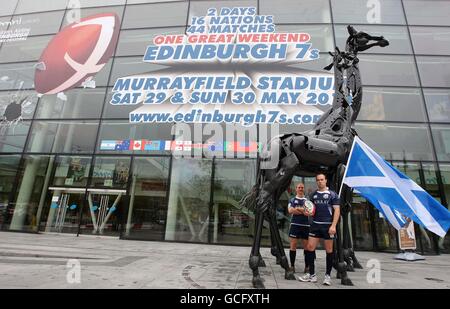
[239,26,389,289]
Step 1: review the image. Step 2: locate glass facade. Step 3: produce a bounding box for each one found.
[0,0,449,255]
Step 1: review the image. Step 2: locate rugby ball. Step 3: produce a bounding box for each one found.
[35,13,120,95]
[304,200,315,216]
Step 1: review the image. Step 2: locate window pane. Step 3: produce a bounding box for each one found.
[410,27,450,55]
[331,0,405,25]
[35,88,106,119]
[277,25,334,52]
[424,88,450,123]
[421,162,442,203]
[115,27,185,57]
[373,208,399,252]
[438,163,450,253]
[358,55,419,87]
[416,56,450,88]
[0,0,17,16]
[165,158,211,243]
[26,120,99,153]
[90,156,130,189]
[124,156,170,240]
[122,2,188,29]
[0,35,53,63]
[0,90,38,120]
[8,155,54,232]
[15,0,68,14]
[289,52,332,71]
[97,120,173,154]
[260,0,330,23]
[109,57,167,86]
[404,0,450,26]
[351,195,375,250]
[0,62,38,91]
[334,25,412,54]
[0,121,30,152]
[393,162,441,254]
[355,122,434,161]
[359,87,426,122]
[431,125,450,161]
[61,5,124,28]
[52,155,91,187]
[103,87,137,118]
[10,11,65,36]
[0,155,21,213]
[83,58,112,88]
[73,59,113,89]
[213,159,256,245]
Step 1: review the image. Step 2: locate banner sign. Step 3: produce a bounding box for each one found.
[398,220,417,251]
[111,6,334,126]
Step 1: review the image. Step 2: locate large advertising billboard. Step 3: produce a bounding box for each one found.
[111,6,334,127]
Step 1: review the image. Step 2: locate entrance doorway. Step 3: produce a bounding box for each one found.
[45,187,86,234]
[78,189,126,236]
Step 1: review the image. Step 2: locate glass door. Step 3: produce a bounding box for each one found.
[44,187,86,234]
[79,189,126,236]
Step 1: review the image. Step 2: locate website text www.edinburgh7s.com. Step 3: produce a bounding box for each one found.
[129,109,322,126]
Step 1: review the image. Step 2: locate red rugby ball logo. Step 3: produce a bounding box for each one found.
[35,13,120,95]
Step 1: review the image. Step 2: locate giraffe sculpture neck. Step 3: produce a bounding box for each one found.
[309,45,361,146]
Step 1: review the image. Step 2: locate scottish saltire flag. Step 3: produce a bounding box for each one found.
[342,136,450,237]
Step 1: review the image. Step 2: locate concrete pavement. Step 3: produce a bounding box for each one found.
[0,232,448,289]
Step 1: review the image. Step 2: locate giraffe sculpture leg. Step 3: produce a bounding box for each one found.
[344,197,363,270]
[335,219,353,286]
[248,150,299,288]
[249,198,267,289]
[339,174,363,270]
[330,166,354,285]
[340,184,355,272]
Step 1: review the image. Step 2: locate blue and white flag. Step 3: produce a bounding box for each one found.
[342,136,450,237]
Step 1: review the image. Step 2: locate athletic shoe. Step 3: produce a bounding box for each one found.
[298,273,317,282]
[323,274,332,286]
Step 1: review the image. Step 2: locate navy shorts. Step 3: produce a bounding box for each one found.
[309,223,335,240]
[289,224,310,240]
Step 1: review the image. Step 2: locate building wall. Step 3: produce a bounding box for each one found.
[0,0,449,254]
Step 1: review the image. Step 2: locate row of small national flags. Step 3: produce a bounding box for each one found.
[100,140,261,152]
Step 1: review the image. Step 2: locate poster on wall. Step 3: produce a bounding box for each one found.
[111,6,334,127]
